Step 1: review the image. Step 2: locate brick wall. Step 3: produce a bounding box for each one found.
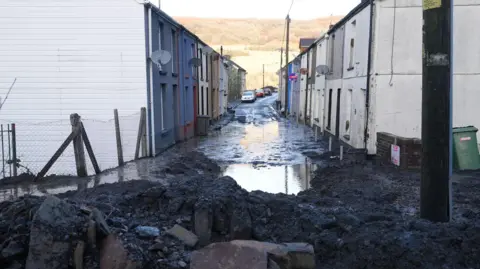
[377,132,422,169]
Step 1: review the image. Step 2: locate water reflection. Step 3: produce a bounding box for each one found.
[222,160,317,195]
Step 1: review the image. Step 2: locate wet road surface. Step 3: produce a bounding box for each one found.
[0,93,326,201]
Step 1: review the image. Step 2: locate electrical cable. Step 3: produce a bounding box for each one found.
[389,0,397,86]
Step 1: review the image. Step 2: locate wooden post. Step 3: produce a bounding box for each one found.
[114,109,124,166]
[135,107,147,160]
[80,123,101,174]
[141,107,147,157]
[11,123,17,177]
[71,113,87,177]
[35,131,77,180]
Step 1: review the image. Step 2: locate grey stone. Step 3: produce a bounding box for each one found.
[91,208,111,237]
[166,224,198,247]
[178,261,187,268]
[194,204,213,246]
[1,239,25,259]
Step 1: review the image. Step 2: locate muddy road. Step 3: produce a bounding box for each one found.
[0,93,325,201]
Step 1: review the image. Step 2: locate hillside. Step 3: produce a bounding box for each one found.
[175,17,343,89]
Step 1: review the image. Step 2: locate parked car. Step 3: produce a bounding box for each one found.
[241,91,256,103]
[255,88,265,98]
[264,88,272,96]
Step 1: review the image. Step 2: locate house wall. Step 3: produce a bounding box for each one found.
[307,46,317,125]
[325,25,345,137]
[239,70,247,92]
[313,39,327,130]
[179,30,196,141]
[219,60,228,116]
[0,0,147,175]
[368,0,480,154]
[291,61,301,117]
[149,9,179,155]
[197,43,209,117]
[299,54,308,121]
[340,5,371,149]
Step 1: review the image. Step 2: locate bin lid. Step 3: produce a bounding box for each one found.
[452,126,478,133]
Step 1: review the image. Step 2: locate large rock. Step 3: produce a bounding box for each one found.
[166,224,199,247]
[190,240,315,269]
[100,235,140,269]
[25,196,87,269]
[194,201,213,247]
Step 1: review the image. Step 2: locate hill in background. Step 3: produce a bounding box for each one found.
[175,16,343,89]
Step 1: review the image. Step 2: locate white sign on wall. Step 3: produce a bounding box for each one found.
[391,145,400,166]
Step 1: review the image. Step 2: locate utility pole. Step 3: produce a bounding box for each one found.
[262,64,265,90]
[279,47,283,94]
[284,15,291,112]
[420,0,452,222]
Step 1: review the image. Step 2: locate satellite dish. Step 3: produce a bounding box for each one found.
[203,46,214,54]
[189,58,202,67]
[150,50,171,70]
[316,65,329,75]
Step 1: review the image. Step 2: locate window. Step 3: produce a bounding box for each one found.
[348,38,355,69]
[191,44,195,76]
[327,89,333,130]
[328,35,335,72]
[171,30,177,73]
[199,49,203,80]
[161,84,167,130]
[158,23,164,50]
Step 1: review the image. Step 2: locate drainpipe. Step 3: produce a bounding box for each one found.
[304,52,309,124]
[364,0,374,156]
[146,6,154,156]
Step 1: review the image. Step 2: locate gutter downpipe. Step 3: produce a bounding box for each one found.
[364,0,374,157]
[146,6,155,156]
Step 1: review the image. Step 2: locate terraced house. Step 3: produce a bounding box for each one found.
[280,0,480,161]
[0,0,246,177]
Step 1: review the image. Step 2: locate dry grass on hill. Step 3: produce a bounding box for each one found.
[175,16,342,89]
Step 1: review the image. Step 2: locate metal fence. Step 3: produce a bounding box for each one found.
[0,123,17,178]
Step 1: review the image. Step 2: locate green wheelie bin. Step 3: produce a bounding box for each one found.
[452,126,480,170]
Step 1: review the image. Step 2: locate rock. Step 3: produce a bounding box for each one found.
[87,220,97,248]
[166,224,198,247]
[1,239,25,260]
[25,196,86,269]
[178,260,187,268]
[149,242,164,251]
[74,241,85,269]
[100,234,139,269]
[194,202,213,246]
[5,261,23,269]
[91,208,111,237]
[281,243,315,269]
[190,241,268,269]
[230,206,252,240]
[135,226,160,238]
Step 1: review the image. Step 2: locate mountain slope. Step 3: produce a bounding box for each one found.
[175,16,342,88]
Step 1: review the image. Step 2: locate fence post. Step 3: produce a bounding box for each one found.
[135,107,147,160]
[114,109,124,166]
[70,113,87,177]
[11,123,17,177]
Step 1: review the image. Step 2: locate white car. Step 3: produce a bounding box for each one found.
[241,91,256,103]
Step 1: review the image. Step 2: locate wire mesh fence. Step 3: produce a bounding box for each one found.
[0,109,142,179]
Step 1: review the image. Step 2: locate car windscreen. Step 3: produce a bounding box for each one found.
[243,92,253,96]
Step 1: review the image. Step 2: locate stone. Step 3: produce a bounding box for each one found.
[230,206,252,240]
[194,205,213,246]
[74,241,85,269]
[25,196,85,269]
[91,208,111,237]
[178,261,187,268]
[87,220,97,248]
[190,241,268,269]
[135,226,160,238]
[149,242,164,251]
[166,224,198,247]
[5,261,23,269]
[281,243,315,269]
[1,239,25,259]
[100,234,139,269]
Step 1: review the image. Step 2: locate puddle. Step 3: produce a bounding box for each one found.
[221,162,318,195]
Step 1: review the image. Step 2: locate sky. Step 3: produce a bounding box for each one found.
[156,0,361,20]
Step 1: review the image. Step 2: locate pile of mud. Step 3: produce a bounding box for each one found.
[1,153,480,268]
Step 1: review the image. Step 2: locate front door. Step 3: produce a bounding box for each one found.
[335,88,341,138]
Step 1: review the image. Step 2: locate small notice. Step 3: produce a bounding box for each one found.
[423,0,441,10]
[391,145,400,166]
[460,137,472,141]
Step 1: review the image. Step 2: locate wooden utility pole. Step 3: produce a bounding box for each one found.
[262,64,265,90]
[279,47,283,93]
[284,15,291,112]
[420,0,452,222]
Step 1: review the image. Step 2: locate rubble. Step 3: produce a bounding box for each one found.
[0,152,479,268]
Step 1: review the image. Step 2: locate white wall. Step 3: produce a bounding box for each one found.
[197,43,209,116]
[340,5,370,149]
[299,54,308,120]
[0,0,147,176]
[369,0,480,154]
[313,39,327,129]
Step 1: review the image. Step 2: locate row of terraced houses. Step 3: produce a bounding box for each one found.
[0,0,246,176]
[279,0,480,167]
